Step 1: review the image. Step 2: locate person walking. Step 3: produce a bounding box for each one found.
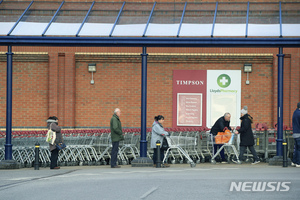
[151,115,170,167]
[110,108,124,168]
[210,113,232,163]
[233,106,260,164]
[47,116,63,170]
[291,102,300,168]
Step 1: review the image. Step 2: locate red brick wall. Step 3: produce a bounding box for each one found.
[1,48,299,129]
[0,49,299,129]
[74,54,275,128]
[0,54,49,127]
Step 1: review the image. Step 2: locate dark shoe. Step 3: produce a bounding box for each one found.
[50,167,60,169]
[111,165,121,168]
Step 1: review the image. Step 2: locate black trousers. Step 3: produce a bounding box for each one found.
[50,148,59,169]
[153,148,165,164]
[239,145,259,162]
[111,141,119,167]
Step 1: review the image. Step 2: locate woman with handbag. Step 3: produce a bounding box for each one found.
[47,116,64,169]
[151,115,170,167]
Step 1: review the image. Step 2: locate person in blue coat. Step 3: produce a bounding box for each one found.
[291,102,300,167]
[151,115,170,167]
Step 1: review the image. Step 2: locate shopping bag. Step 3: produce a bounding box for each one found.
[56,143,66,150]
[161,137,169,151]
[46,129,56,145]
[222,129,231,143]
[228,133,235,145]
[215,130,231,144]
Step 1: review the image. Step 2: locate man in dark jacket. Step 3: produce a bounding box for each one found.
[210,113,232,163]
[110,108,124,168]
[234,106,260,164]
[291,102,300,167]
[47,116,63,169]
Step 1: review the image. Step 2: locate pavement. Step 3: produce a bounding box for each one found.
[0,162,299,200]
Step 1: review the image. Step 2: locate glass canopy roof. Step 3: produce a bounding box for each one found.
[0,1,299,37]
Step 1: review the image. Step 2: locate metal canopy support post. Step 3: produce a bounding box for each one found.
[140,46,148,158]
[42,1,65,36]
[131,46,152,167]
[7,1,34,36]
[109,1,125,37]
[277,47,285,156]
[279,1,282,38]
[245,1,250,38]
[5,46,13,160]
[177,2,187,37]
[76,1,95,37]
[143,2,156,37]
[211,2,218,38]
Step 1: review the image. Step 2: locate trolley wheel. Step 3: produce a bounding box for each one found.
[190,163,196,168]
[122,160,128,165]
[171,160,176,164]
[196,160,201,164]
[237,160,242,164]
[211,159,216,164]
[179,160,184,164]
[200,159,205,163]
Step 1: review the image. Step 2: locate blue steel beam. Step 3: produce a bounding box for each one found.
[177,2,187,37]
[76,1,95,37]
[140,47,148,157]
[42,1,65,36]
[143,2,156,37]
[109,2,126,37]
[0,36,299,48]
[211,2,218,38]
[5,46,13,160]
[245,1,250,38]
[276,47,285,156]
[279,1,282,38]
[0,0,3,5]
[7,1,34,36]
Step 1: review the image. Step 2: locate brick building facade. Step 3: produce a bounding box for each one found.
[0,0,299,129]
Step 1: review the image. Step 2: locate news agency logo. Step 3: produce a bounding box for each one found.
[229,181,291,192]
[217,74,231,88]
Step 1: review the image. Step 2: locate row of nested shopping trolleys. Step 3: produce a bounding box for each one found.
[0,126,295,168]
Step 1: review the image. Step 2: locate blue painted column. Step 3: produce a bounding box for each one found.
[276,47,284,156]
[140,47,148,157]
[5,46,13,160]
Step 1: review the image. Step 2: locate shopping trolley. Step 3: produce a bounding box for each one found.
[162,135,196,168]
[210,129,241,164]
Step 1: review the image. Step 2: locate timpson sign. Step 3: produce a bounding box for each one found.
[172,70,241,128]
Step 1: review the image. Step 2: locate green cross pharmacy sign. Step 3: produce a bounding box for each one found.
[217,74,231,88]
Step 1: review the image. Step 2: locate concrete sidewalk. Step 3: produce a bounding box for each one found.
[0,163,299,200]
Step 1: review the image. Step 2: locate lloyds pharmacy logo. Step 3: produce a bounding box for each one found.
[229,181,291,192]
[217,74,231,88]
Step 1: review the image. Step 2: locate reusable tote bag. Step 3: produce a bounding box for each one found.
[46,123,56,145]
